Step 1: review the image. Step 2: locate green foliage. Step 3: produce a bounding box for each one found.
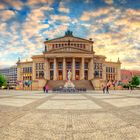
[0,74,7,87]
[131,76,140,87]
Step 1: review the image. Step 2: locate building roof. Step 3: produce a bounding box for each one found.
[44,30,94,43]
[131,70,140,76]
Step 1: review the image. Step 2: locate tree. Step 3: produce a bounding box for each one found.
[131,76,140,87]
[0,74,7,87]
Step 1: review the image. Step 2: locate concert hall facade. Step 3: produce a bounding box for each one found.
[17,30,121,90]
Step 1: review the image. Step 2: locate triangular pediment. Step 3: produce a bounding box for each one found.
[45,36,92,43]
[48,47,91,53]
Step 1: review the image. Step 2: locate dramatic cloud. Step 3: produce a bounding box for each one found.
[104,0,114,5]
[58,1,70,13]
[0,10,15,21]
[0,0,140,70]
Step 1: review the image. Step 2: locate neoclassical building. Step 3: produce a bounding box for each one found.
[17,30,121,90]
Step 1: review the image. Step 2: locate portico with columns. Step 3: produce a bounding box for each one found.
[42,56,94,81]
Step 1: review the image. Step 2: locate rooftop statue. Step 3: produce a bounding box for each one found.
[65,30,73,36]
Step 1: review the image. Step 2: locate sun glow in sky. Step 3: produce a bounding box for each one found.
[0,0,140,70]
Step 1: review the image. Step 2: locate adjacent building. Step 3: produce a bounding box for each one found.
[17,30,121,90]
[121,69,140,84]
[0,65,17,87]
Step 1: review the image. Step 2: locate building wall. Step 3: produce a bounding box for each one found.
[0,66,17,87]
[16,61,33,90]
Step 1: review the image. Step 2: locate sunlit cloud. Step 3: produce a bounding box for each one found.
[103,0,114,5]
[0,0,140,70]
[58,1,70,13]
[0,10,15,21]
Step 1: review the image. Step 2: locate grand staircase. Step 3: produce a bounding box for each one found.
[47,80,94,90]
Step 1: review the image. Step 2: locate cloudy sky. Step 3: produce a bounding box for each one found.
[0,0,140,70]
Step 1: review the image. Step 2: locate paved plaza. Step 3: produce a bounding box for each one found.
[0,90,140,140]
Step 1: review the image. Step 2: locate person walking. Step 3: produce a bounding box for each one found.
[106,84,110,94]
[45,85,49,93]
[43,86,45,93]
[102,84,106,94]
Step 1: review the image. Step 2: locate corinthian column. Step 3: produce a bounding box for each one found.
[53,58,57,80]
[32,61,36,80]
[80,57,85,80]
[72,57,75,80]
[88,58,94,80]
[44,58,50,80]
[63,58,66,80]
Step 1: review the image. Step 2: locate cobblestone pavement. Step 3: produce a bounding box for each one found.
[0,90,140,140]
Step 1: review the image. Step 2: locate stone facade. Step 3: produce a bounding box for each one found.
[17,31,121,90]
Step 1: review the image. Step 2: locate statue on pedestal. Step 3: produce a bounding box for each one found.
[68,70,72,81]
[64,70,75,88]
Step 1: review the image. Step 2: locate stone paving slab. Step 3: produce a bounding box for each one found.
[72,113,127,131]
[14,95,47,99]
[0,98,36,107]
[37,100,102,110]
[0,126,67,140]
[10,112,127,132]
[10,112,67,131]
[73,126,140,140]
[130,108,140,116]
[87,94,124,99]
[103,98,140,107]
[52,95,87,99]
[126,94,140,97]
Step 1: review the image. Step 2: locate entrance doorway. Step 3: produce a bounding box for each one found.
[84,70,88,80]
[75,70,80,80]
[58,70,63,80]
[50,70,53,80]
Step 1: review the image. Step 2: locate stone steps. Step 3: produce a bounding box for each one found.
[47,80,94,90]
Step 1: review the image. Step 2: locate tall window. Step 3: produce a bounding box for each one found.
[23,67,32,80]
[67,62,71,70]
[50,62,54,69]
[58,62,62,69]
[106,67,116,81]
[36,63,44,79]
[94,63,102,78]
[84,63,88,69]
[76,62,80,69]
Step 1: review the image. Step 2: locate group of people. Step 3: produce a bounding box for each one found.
[102,83,110,94]
[43,85,49,93]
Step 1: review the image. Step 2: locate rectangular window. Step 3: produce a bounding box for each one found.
[94,63,102,78]
[36,71,44,79]
[50,62,54,69]
[58,63,62,69]
[84,63,88,69]
[76,62,80,69]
